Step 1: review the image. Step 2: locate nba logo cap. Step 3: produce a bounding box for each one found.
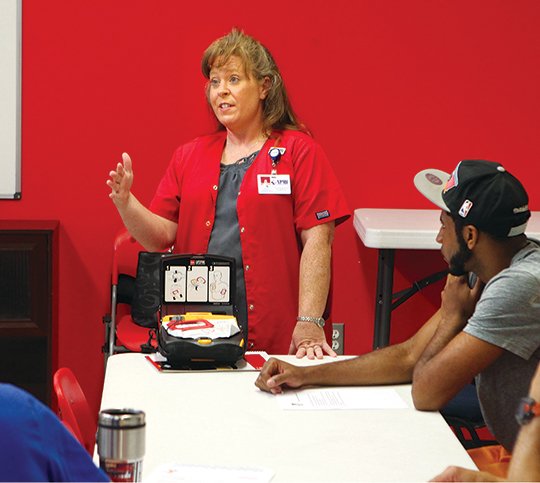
[414,160,530,238]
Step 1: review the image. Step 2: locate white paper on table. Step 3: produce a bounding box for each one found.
[277,387,408,410]
[146,463,274,482]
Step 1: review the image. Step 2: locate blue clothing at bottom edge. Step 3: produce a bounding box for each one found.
[0,383,109,482]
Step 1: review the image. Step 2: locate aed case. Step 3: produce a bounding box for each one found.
[157,254,245,366]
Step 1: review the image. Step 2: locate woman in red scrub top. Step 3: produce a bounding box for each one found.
[107,28,349,359]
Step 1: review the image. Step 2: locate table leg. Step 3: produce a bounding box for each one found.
[373,248,395,349]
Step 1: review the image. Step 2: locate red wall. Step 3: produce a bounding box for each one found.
[5,0,540,413]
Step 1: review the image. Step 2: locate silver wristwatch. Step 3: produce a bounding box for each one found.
[296,316,325,328]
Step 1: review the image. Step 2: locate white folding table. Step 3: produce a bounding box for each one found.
[99,353,476,482]
[354,208,540,349]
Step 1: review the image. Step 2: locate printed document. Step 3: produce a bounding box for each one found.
[277,387,408,410]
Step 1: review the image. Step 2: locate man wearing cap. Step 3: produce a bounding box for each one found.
[255,159,540,477]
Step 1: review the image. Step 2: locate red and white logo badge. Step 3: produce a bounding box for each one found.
[459,199,473,218]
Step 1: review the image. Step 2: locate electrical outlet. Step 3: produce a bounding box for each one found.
[332,322,344,355]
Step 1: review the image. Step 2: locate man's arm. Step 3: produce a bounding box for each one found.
[412,331,504,409]
[412,275,503,410]
[507,363,540,482]
[256,308,444,394]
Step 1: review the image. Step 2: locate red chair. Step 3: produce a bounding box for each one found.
[53,367,96,455]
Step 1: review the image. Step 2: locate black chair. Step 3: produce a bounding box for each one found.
[102,230,164,364]
[440,383,498,450]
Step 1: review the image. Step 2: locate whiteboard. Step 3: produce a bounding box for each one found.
[0,0,21,199]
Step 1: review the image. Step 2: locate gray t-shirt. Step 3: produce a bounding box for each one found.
[207,151,259,340]
[464,240,540,451]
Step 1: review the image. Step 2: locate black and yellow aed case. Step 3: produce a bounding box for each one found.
[157,253,246,367]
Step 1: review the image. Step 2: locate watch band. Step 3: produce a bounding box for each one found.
[516,397,540,425]
[296,316,325,328]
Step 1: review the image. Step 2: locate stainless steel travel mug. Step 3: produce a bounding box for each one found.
[97,409,146,482]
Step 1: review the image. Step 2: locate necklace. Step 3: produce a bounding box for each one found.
[230,150,260,166]
[222,135,268,165]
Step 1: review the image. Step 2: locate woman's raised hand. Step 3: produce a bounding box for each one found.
[107,152,134,207]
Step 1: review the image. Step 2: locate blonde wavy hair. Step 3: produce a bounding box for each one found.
[201,28,306,135]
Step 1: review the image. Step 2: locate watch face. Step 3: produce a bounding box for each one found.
[516,397,536,426]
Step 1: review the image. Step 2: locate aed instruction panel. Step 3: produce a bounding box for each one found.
[161,254,235,306]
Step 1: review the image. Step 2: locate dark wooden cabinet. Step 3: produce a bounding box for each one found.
[0,221,58,405]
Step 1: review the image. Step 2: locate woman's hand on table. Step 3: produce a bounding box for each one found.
[289,321,336,359]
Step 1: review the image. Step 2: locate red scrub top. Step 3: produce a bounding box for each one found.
[150,129,350,353]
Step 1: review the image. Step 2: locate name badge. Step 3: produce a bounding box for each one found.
[257,174,291,194]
